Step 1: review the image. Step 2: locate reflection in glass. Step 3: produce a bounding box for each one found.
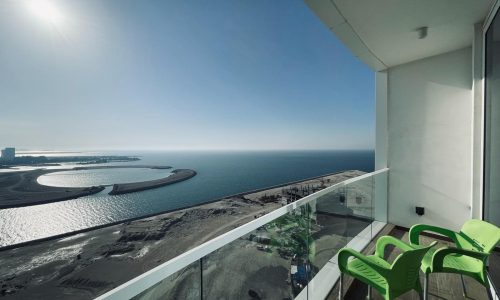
[202,208,311,299]
[484,8,500,227]
[132,261,201,300]
[309,187,349,277]
[125,170,388,299]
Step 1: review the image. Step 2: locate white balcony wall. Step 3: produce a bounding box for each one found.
[385,47,473,231]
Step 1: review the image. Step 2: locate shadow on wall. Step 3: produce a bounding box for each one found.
[387,47,473,231]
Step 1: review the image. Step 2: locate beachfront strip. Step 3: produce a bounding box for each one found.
[96,169,389,300]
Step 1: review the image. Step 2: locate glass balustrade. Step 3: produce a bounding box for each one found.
[97,169,389,300]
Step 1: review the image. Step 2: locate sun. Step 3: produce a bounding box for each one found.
[26,0,64,27]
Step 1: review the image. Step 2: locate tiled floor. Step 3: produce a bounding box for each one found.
[327,227,496,300]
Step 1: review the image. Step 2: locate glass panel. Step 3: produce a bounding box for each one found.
[201,208,310,299]
[373,171,388,224]
[484,5,500,292]
[308,186,348,278]
[484,6,500,228]
[101,171,389,299]
[345,176,374,243]
[132,261,201,300]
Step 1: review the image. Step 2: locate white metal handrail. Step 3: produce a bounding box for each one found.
[96,168,389,300]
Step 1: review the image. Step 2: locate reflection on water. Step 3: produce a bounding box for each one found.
[0,151,374,247]
[0,190,143,247]
[38,168,172,187]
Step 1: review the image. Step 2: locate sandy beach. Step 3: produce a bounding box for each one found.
[0,170,366,299]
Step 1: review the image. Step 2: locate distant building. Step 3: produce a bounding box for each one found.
[1,147,15,161]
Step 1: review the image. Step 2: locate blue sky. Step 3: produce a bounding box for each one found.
[0,0,374,151]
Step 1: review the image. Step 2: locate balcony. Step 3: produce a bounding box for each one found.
[93,168,499,300]
[1,0,499,299]
[96,169,389,299]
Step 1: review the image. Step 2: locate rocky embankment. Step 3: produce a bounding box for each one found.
[109,169,197,195]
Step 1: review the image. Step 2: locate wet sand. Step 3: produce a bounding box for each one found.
[0,170,364,299]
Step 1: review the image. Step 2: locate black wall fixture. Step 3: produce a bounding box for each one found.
[416,207,425,216]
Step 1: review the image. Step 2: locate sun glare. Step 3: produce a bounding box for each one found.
[26,0,64,27]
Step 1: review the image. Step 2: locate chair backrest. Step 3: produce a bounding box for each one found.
[390,241,437,292]
[460,219,500,253]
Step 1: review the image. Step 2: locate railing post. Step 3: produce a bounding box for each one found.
[339,273,343,300]
[200,258,203,300]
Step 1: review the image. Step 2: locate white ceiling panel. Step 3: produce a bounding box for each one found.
[305,0,495,70]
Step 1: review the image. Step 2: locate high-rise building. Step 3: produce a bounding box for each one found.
[1,147,15,161]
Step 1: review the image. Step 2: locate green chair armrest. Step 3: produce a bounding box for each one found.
[338,248,390,278]
[409,224,459,245]
[375,235,414,258]
[431,247,489,271]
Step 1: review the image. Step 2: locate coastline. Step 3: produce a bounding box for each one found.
[0,170,366,299]
[0,169,106,209]
[0,169,354,251]
[0,165,195,209]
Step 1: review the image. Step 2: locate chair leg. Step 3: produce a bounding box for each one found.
[339,273,343,300]
[423,273,429,300]
[486,285,493,300]
[367,285,371,300]
[460,274,467,297]
[485,271,498,300]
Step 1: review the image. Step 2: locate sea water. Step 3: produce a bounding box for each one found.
[0,150,374,246]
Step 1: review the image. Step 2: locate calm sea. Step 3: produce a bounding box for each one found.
[0,150,374,247]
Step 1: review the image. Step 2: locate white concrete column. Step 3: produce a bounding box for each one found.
[375,71,388,170]
[374,71,388,223]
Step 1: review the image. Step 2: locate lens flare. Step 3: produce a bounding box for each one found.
[26,0,64,27]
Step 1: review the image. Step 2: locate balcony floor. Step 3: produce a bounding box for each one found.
[327,227,499,300]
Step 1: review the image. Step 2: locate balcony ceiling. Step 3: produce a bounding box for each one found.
[305,0,495,71]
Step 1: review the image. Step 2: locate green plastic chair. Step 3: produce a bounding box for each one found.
[338,236,436,300]
[409,219,500,300]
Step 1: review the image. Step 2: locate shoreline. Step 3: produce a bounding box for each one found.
[0,165,194,209]
[0,155,140,168]
[72,165,172,170]
[1,169,353,251]
[0,170,367,299]
[0,169,106,209]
